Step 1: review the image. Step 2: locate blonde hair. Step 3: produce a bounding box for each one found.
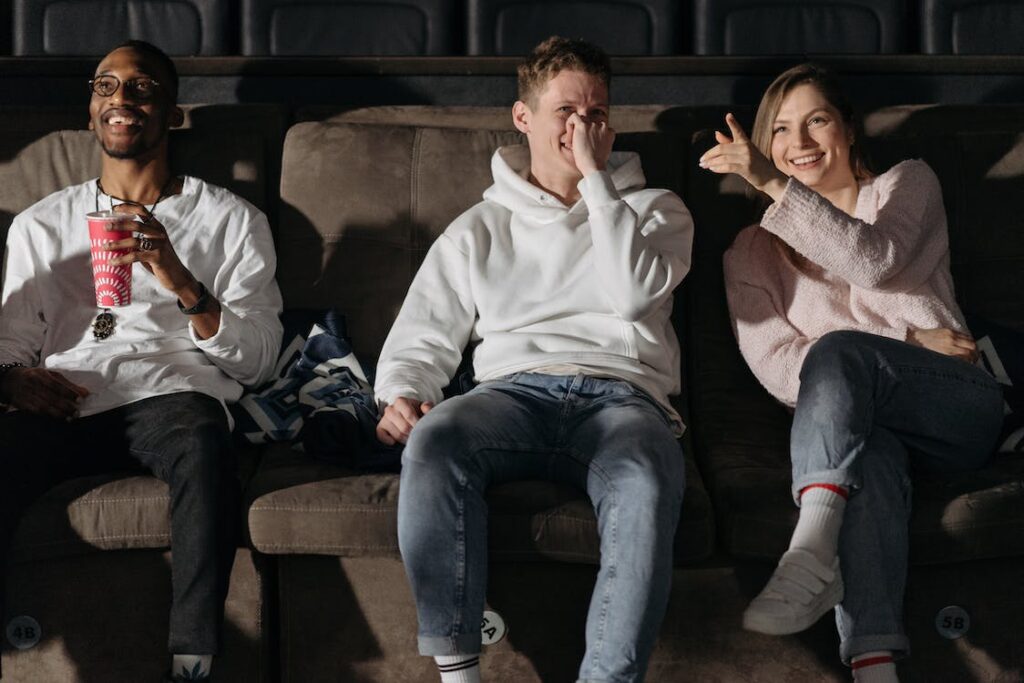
[517,36,611,107]
[751,63,871,180]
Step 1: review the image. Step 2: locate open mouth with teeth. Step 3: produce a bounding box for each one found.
[790,152,825,168]
[103,110,144,133]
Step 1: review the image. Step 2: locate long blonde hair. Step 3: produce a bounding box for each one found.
[751,63,871,181]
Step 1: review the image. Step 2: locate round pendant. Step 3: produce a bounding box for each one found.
[92,309,115,340]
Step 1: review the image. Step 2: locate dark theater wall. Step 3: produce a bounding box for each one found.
[2,56,1024,109]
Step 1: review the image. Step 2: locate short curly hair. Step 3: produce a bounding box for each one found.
[517,36,611,107]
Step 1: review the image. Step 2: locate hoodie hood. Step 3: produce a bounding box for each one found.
[482,145,646,221]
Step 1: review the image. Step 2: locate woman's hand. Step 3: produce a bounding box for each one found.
[699,113,788,202]
[906,328,979,363]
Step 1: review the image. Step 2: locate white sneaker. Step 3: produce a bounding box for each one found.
[742,548,844,635]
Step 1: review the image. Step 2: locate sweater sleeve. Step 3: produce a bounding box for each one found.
[723,237,810,407]
[374,232,477,407]
[578,171,694,322]
[761,160,946,291]
[189,208,283,388]
[0,216,46,366]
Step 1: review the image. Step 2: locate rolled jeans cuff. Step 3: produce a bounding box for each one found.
[792,468,859,505]
[417,633,482,656]
[840,633,911,666]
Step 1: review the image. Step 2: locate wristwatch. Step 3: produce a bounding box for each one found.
[177,281,211,315]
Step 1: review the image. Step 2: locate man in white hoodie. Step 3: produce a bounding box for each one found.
[374,37,694,683]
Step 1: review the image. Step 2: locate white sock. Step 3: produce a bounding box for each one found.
[789,485,848,564]
[435,654,481,683]
[171,654,212,680]
[852,651,898,683]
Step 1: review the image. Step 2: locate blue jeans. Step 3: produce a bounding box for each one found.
[790,331,1004,664]
[397,373,685,683]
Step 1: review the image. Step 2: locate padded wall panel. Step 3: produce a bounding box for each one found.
[468,0,683,55]
[694,0,906,55]
[241,0,456,55]
[13,0,229,55]
[922,0,1024,54]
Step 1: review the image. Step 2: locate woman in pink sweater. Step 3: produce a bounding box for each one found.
[700,64,1004,682]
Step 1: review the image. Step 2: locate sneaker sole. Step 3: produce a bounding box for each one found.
[741,579,844,636]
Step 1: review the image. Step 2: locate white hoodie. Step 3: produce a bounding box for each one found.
[374,145,694,433]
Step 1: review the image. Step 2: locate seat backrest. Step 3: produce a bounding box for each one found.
[467,0,684,56]
[921,0,1024,54]
[693,0,907,55]
[12,0,230,55]
[0,104,286,256]
[240,0,457,56]
[275,106,692,363]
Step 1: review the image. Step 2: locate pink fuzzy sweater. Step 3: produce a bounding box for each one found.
[723,159,966,407]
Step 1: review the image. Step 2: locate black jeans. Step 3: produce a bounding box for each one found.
[0,391,239,656]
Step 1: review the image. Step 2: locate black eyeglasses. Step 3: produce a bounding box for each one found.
[88,75,161,101]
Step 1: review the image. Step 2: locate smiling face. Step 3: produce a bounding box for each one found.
[513,68,609,183]
[88,46,181,160]
[769,83,856,194]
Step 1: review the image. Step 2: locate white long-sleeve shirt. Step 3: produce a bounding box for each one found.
[0,176,283,416]
[374,146,694,433]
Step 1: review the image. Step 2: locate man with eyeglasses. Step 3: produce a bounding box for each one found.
[0,40,282,682]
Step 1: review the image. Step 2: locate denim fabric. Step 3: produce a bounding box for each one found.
[790,331,1004,664]
[0,391,238,656]
[396,373,685,683]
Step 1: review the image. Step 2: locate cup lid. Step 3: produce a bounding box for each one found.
[86,210,132,220]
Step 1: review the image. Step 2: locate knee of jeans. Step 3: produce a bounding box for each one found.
[163,422,233,481]
[403,409,475,466]
[800,330,876,382]
[610,457,685,512]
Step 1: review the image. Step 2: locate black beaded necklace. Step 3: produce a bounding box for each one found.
[94,176,176,214]
[91,176,178,340]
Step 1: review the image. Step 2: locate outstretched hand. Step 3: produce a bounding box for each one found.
[376,396,435,445]
[699,113,788,201]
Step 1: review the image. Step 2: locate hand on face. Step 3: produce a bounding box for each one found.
[565,112,615,176]
[699,113,787,197]
[375,396,435,446]
[906,328,979,363]
[104,202,195,296]
[0,367,89,420]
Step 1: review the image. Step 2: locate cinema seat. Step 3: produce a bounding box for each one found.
[694,0,907,55]
[12,0,229,55]
[241,0,457,56]
[921,0,1024,54]
[467,0,685,55]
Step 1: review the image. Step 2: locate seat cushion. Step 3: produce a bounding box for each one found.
[10,475,171,564]
[246,442,715,565]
